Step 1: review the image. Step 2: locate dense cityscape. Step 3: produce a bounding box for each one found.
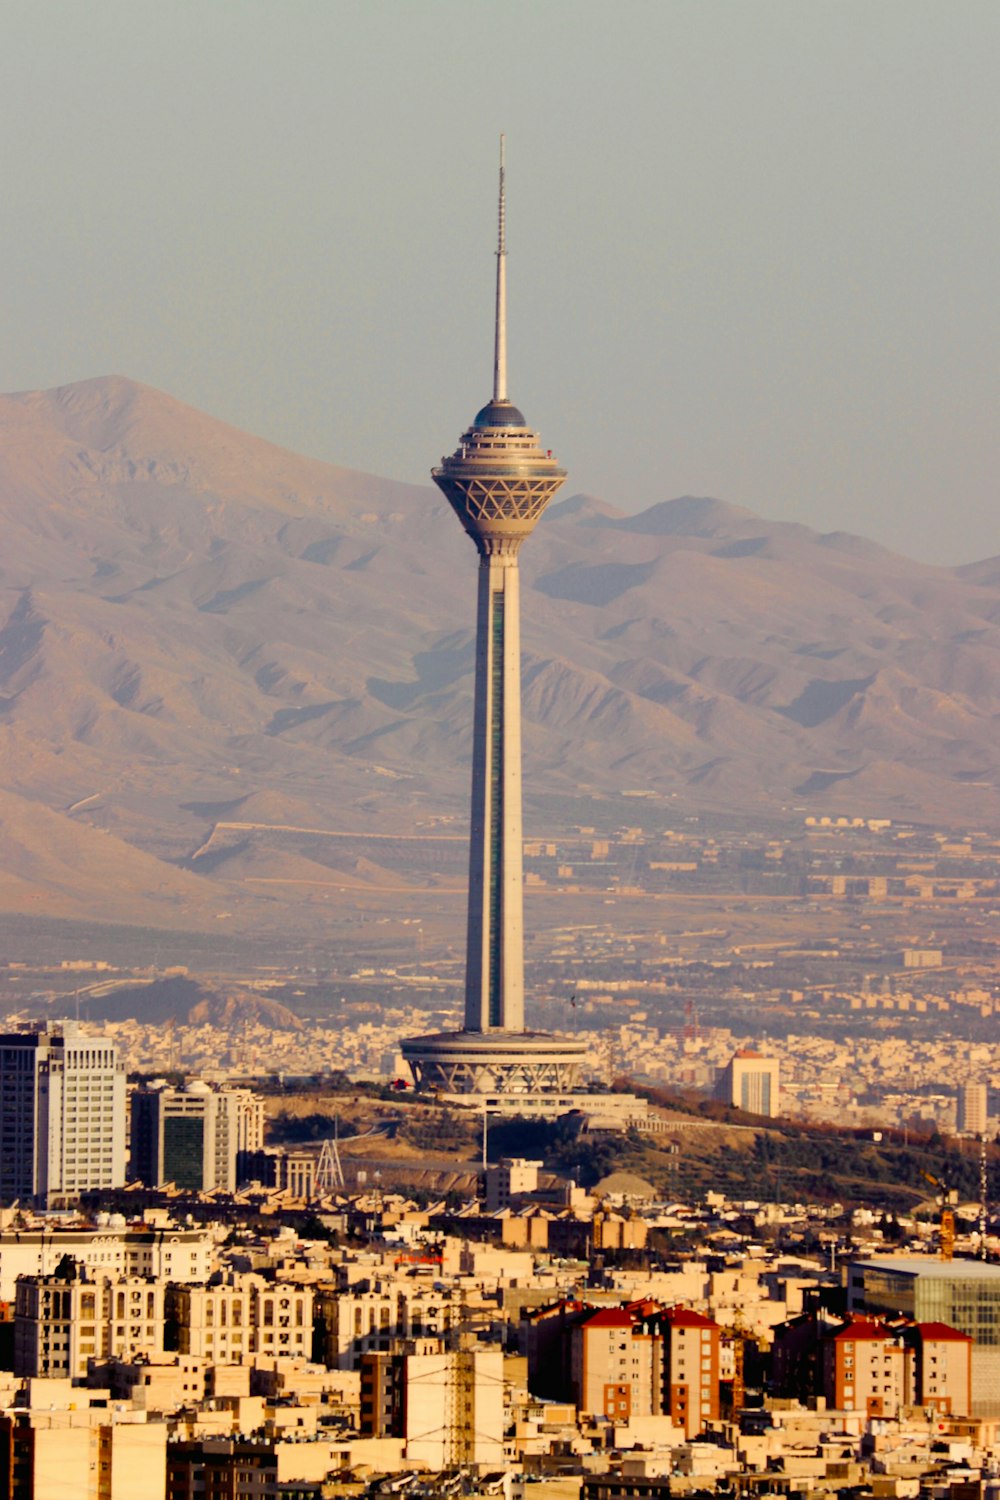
[2,9,998,1496]
[1,796,999,1498]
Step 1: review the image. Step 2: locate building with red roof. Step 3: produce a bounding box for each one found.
[910,1321,973,1416]
[524,1298,722,1438]
[773,1309,972,1418]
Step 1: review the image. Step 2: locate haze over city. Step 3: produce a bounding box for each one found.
[3,0,997,563]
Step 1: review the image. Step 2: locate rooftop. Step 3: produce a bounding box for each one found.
[854,1255,1000,1281]
[918,1321,973,1341]
[830,1316,894,1342]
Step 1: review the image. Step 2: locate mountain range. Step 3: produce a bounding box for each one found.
[1,375,998,933]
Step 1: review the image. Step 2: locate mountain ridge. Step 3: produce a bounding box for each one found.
[1,375,998,932]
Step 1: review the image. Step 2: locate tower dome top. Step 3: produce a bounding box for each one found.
[472,398,527,429]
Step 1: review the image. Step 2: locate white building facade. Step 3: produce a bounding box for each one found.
[0,1023,126,1205]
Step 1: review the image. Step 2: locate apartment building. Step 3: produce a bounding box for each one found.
[0,1223,214,1300]
[641,1306,721,1439]
[316,1280,494,1369]
[914,1321,974,1415]
[527,1300,721,1439]
[822,1315,909,1417]
[169,1275,313,1363]
[773,1308,972,1417]
[0,1413,167,1500]
[569,1306,662,1423]
[485,1158,543,1211]
[14,1264,165,1379]
[360,1339,504,1468]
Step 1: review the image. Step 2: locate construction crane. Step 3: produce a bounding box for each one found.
[921,1170,957,1262]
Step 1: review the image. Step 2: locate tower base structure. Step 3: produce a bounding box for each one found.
[401,1029,586,1097]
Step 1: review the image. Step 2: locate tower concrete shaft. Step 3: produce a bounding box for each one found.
[465,550,523,1030]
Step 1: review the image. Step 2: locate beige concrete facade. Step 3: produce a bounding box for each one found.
[316,1280,497,1370]
[0,1417,166,1500]
[14,1269,165,1379]
[171,1276,313,1363]
[403,1345,504,1469]
[957,1081,987,1135]
[915,1323,973,1415]
[716,1049,780,1117]
[0,1224,214,1300]
[486,1156,542,1210]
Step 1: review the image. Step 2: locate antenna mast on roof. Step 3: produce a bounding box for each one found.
[493,134,507,402]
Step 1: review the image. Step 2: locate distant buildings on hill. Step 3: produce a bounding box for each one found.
[715,1049,780,1118]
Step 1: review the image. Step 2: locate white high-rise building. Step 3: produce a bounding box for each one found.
[0,1022,126,1206]
[957,1081,988,1136]
[716,1049,780,1118]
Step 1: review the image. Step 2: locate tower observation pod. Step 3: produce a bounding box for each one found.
[402,139,586,1098]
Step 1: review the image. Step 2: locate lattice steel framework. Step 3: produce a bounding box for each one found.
[404,1051,583,1096]
[433,415,566,547]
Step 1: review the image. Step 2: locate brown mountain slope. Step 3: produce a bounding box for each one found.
[0,376,998,930]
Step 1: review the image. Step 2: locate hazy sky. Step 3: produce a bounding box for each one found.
[3,1,997,563]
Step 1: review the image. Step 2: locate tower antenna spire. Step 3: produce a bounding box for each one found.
[493,133,507,402]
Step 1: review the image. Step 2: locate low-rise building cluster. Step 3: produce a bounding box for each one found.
[0,1179,997,1497]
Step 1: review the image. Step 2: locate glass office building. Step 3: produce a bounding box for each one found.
[848,1255,1000,1416]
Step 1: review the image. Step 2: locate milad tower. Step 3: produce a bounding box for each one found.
[402,141,586,1100]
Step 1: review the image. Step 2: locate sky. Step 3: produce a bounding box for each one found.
[2,0,997,564]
